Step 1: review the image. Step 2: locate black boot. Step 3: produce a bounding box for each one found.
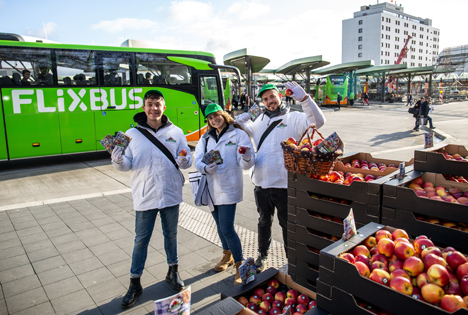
[165,264,185,291]
[121,277,143,309]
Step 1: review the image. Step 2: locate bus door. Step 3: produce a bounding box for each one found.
[1,47,62,159]
[0,90,8,160]
[95,52,137,149]
[199,75,222,137]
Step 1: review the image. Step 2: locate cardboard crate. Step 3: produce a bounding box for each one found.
[289,271,317,294]
[319,223,468,315]
[337,151,414,177]
[195,297,256,315]
[220,268,324,315]
[383,171,468,226]
[414,143,468,177]
[288,238,320,268]
[288,256,319,290]
[288,195,378,226]
[287,222,337,250]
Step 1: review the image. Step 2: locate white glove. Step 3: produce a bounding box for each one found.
[236,112,251,124]
[284,81,307,102]
[111,146,124,164]
[176,156,189,168]
[205,163,218,174]
[239,146,252,161]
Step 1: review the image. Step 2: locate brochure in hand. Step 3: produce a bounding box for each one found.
[201,150,224,165]
[314,131,344,154]
[239,257,256,285]
[248,103,262,121]
[154,286,191,315]
[100,131,131,154]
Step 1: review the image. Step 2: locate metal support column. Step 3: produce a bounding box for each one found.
[407,74,411,95]
[246,56,252,98]
[428,74,433,96]
[306,67,311,93]
[381,73,386,102]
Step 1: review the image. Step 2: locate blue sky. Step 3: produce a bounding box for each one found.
[0,0,465,68]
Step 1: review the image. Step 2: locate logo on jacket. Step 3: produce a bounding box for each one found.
[166,137,177,142]
[225,141,236,146]
[277,122,287,128]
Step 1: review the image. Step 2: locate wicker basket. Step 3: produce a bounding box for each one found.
[281,125,342,176]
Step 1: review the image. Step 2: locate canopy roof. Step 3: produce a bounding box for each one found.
[223,48,270,73]
[274,55,330,75]
[311,60,374,75]
[355,63,407,75]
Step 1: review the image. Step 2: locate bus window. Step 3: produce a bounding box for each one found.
[56,50,97,86]
[100,52,132,86]
[0,47,53,86]
[135,53,192,86]
[200,76,220,106]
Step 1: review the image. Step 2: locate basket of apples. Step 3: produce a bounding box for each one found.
[280,125,342,176]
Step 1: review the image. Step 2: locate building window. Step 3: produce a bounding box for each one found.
[395,45,400,49]
[395,37,399,41]
[381,51,383,55]
[404,23,408,27]
[413,25,416,29]
[382,17,384,22]
[358,45,362,49]
[420,27,424,31]
[382,25,384,30]
[404,31,408,35]
[358,53,362,58]
[382,34,384,39]
[358,28,363,33]
[359,20,363,25]
[420,34,423,39]
[358,36,363,41]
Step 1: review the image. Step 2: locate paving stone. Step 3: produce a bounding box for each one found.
[50,233,80,246]
[36,215,63,225]
[0,231,18,242]
[177,251,209,271]
[32,255,67,274]
[4,287,49,314]
[71,306,104,315]
[6,208,32,218]
[0,298,5,315]
[0,224,14,234]
[15,226,43,238]
[98,297,148,315]
[17,230,49,245]
[105,229,133,241]
[86,278,126,303]
[69,256,105,276]
[41,221,69,232]
[27,247,60,263]
[1,274,42,298]
[23,239,55,254]
[11,218,38,231]
[67,220,96,232]
[0,263,35,283]
[106,260,130,278]
[43,276,84,300]
[97,249,130,266]
[37,265,75,286]
[98,222,124,234]
[45,227,73,238]
[0,237,21,250]
[50,289,96,315]
[90,217,116,227]
[75,227,104,239]
[0,254,30,272]
[89,241,120,256]
[81,234,110,247]
[61,248,95,265]
[77,267,115,289]
[55,240,87,254]
[0,245,26,260]
[112,236,134,249]
[12,301,55,315]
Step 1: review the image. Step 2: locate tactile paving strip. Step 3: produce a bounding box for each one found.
[179,202,287,272]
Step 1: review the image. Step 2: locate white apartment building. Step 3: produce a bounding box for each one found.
[342,2,440,67]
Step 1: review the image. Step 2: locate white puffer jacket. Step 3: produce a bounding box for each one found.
[194,125,255,205]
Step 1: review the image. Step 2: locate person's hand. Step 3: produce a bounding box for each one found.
[236,112,251,124]
[204,163,218,174]
[284,81,307,102]
[111,146,124,164]
[176,156,189,168]
[239,146,252,161]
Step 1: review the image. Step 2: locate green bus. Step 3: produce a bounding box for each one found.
[0,39,239,160]
[314,74,348,105]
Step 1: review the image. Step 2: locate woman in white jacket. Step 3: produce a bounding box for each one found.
[194,103,255,285]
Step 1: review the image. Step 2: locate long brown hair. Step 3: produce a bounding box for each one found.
[207,110,244,131]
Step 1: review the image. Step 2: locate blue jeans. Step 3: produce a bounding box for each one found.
[211,204,244,263]
[130,205,179,278]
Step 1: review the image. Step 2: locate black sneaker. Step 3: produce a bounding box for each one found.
[413,128,419,131]
[255,255,268,273]
[430,126,436,129]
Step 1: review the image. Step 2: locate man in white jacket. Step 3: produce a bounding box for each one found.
[236,83,326,272]
[112,89,192,309]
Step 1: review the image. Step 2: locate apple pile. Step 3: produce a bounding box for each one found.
[309,192,352,205]
[343,158,397,172]
[339,228,468,312]
[439,151,468,162]
[408,177,468,205]
[237,278,317,314]
[285,137,323,152]
[414,213,468,232]
[311,170,382,184]
[444,174,468,184]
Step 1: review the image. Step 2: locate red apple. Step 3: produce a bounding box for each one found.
[460,275,468,296]
[269,307,282,315]
[258,310,267,315]
[286,289,298,300]
[355,261,370,277]
[255,288,265,298]
[412,178,424,186]
[427,264,450,287]
[464,296,468,307]
[390,276,413,295]
[364,236,377,249]
[393,237,410,246]
[250,294,262,305]
[238,296,248,306]
[371,261,388,272]
[440,294,467,312]
[391,268,411,281]
[424,253,447,269]
[274,292,286,303]
[389,259,404,273]
[247,302,258,312]
[355,254,370,266]
[420,246,442,261]
[238,146,246,154]
[272,300,283,309]
[284,297,296,308]
[371,253,389,266]
[394,241,415,260]
[377,238,395,257]
[339,253,355,264]
[456,262,468,279]
[352,245,370,258]
[285,137,297,145]
[391,229,409,240]
[448,269,459,284]
[413,238,434,255]
[446,251,468,271]
[369,269,391,286]
[416,272,430,288]
[444,281,463,296]
[403,256,424,277]
[262,293,274,303]
[295,304,308,314]
[421,283,445,304]
[308,300,317,309]
[370,246,379,256]
[375,230,393,242]
[296,294,309,305]
[179,149,187,156]
[259,301,271,312]
[265,286,277,296]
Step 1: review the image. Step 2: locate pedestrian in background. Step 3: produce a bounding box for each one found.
[235,82,326,273]
[349,92,355,106]
[112,89,191,309]
[420,96,435,129]
[194,103,255,285]
[412,97,423,131]
[407,93,413,106]
[337,92,342,110]
[362,92,369,106]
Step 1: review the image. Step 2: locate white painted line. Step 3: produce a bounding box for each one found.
[371,144,424,155]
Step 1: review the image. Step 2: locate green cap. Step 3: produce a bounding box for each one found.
[205,103,223,117]
[144,89,165,100]
[257,84,279,98]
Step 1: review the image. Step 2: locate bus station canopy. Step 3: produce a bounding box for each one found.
[223,48,270,73]
[386,66,435,79]
[311,60,374,75]
[355,63,407,76]
[274,56,330,75]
